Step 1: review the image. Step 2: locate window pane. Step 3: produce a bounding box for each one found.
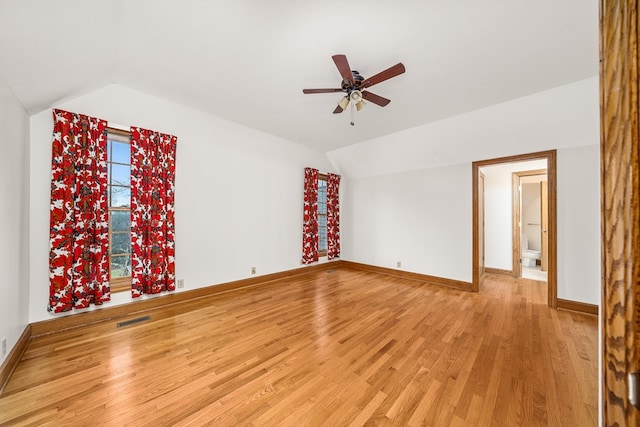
[111,255,131,278]
[111,186,130,208]
[318,196,327,214]
[111,210,130,232]
[318,214,327,251]
[111,164,130,187]
[111,232,131,255]
[318,180,327,215]
[110,140,130,164]
[317,177,328,251]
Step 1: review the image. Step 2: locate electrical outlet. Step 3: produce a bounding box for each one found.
[251,267,256,275]
[177,279,185,289]
[396,261,402,268]
[1,337,6,358]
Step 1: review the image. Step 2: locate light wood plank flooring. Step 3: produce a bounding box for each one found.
[0,268,598,426]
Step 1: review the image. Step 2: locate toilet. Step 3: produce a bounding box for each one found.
[522,234,541,268]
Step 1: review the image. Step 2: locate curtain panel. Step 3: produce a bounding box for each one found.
[48,109,110,312]
[326,173,341,260]
[302,167,319,264]
[130,127,177,297]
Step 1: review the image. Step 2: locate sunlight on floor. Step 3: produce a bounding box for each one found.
[522,266,547,282]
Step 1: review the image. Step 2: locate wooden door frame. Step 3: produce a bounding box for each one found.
[512,169,547,278]
[472,150,557,308]
[540,178,549,272]
[600,1,640,424]
[479,171,486,277]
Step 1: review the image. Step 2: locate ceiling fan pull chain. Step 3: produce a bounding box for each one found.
[350,100,355,126]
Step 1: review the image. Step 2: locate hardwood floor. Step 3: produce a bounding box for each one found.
[0,268,597,426]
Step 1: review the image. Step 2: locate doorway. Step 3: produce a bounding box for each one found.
[472,150,557,308]
[513,169,548,281]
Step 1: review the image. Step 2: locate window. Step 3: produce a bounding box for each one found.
[107,128,131,292]
[318,173,327,256]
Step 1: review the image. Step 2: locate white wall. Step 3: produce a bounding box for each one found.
[29,84,335,323]
[0,75,30,364]
[557,145,600,304]
[481,160,547,271]
[343,163,471,282]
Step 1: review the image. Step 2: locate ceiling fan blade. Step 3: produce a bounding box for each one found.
[362,91,391,107]
[360,63,406,89]
[303,88,344,94]
[333,105,344,114]
[332,54,354,87]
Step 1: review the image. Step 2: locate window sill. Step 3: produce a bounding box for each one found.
[111,277,131,294]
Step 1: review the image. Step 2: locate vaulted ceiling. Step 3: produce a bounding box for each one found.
[0,0,598,152]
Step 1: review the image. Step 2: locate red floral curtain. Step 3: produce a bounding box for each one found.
[302,167,319,264]
[327,173,341,260]
[130,127,177,297]
[48,109,110,312]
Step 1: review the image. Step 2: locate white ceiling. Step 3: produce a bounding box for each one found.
[0,0,599,152]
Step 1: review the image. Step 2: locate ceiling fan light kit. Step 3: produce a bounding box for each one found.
[303,54,406,125]
[338,95,350,110]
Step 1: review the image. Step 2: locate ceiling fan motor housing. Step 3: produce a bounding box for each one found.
[341,70,364,92]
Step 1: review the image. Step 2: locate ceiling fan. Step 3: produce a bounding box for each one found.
[303,54,406,125]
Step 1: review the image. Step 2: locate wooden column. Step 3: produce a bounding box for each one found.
[600,1,640,425]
